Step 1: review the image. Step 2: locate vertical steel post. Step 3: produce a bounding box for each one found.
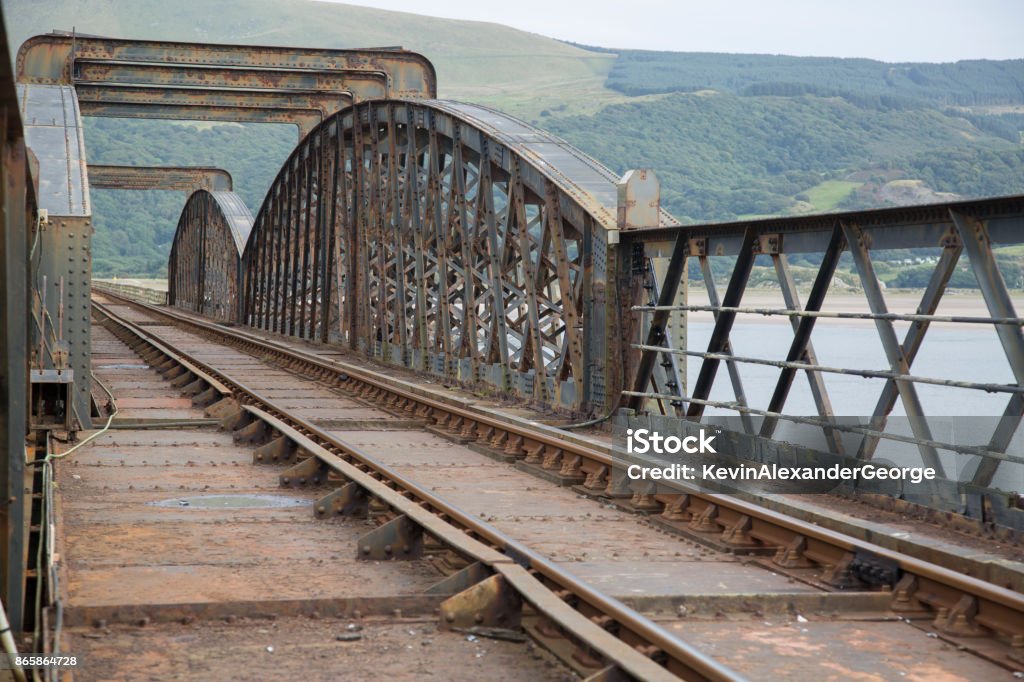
[686,227,758,419]
[625,234,687,412]
[0,119,29,632]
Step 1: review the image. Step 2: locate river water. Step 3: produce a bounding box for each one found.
[684,320,1023,490]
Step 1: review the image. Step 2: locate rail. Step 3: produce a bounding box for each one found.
[93,289,1024,664]
[91,296,738,682]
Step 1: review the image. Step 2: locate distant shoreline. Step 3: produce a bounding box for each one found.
[685,287,1018,329]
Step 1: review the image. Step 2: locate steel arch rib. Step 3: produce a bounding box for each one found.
[168,189,254,323]
[181,99,648,413]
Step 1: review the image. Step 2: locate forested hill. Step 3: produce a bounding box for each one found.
[546,92,1024,222]
[4,0,1024,278]
[546,47,1024,227]
[580,46,1024,107]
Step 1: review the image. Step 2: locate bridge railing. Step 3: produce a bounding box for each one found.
[619,196,1024,527]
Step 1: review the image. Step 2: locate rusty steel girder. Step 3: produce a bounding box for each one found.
[88,165,232,192]
[0,4,34,631]
[17,33,436,97]
[209,99,679,414]
[168,190,253,322]
[73,62,389,97]
[81,102,327,135]
[73,84,350,114]
[73,85,344,136]
[16,33,435,135]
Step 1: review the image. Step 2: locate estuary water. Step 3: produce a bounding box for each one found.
[679,291,1024,490]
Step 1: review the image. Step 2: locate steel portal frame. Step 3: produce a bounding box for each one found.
[17,33,436,135]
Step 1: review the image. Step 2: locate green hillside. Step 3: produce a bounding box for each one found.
[588,47,1024,107]
[4,0,1024,279]
[85,120,297,275]
[546,91,1024,222]
[4,0,617,116]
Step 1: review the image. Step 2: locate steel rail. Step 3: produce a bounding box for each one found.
[90,297,737,682]
[93,289,1024,658]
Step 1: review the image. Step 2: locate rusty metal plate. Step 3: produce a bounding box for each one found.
[66,619,561,681]
[57,428,440,608]
[664,619,1008,681]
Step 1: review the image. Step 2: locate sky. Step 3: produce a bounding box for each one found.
[317,0,1024,63]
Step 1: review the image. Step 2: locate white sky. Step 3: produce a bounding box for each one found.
[317,0,1024,62]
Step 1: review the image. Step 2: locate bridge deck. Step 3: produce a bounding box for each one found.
[57,306,559,680]
[156,300,1024,591]
[45,293,1022,679]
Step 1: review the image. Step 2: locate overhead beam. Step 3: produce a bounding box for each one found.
[88,165,233,192]
[74,84,346,113]
[17,32,437,99]
[77,101,324,136]
[75,84,347,133]
[74,61,388,99]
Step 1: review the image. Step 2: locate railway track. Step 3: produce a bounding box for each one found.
[71,291,1024,680]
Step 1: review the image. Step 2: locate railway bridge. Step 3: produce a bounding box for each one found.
[1,8,1023,680]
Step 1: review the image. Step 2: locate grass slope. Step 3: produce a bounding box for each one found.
[4,0,616,116]
[592,48,1024,107]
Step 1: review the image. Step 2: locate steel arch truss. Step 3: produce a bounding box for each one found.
[240,100,620,411]
[169,190,253,322]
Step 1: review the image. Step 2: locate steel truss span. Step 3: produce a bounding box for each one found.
[168,190,253,322]
[236,99,643,412]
